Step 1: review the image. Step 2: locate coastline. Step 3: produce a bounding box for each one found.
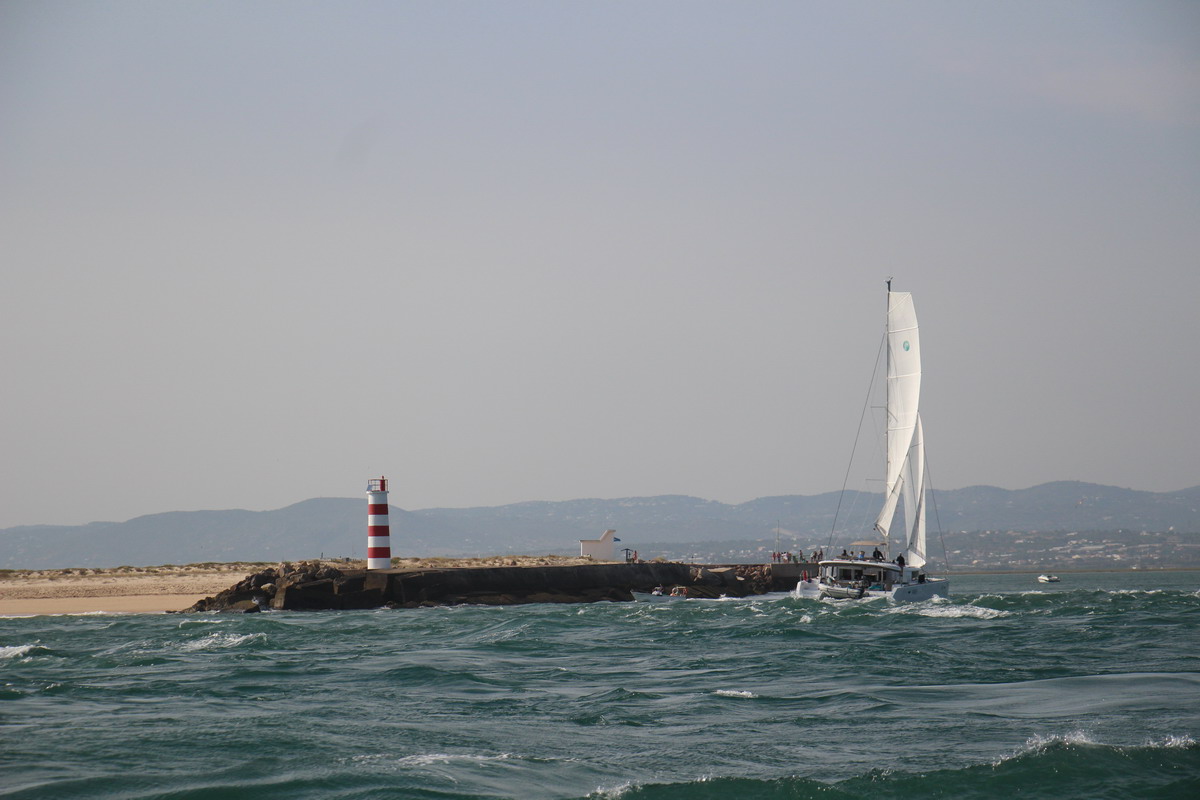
[0,556,603,616]
[0,594,219,615]
[5,559,1190,616]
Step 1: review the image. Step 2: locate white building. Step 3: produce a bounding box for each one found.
[579,529,619,561]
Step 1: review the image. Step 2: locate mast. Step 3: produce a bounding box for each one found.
[883,277,893,558]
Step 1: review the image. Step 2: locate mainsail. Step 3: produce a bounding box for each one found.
[872,291,926,567]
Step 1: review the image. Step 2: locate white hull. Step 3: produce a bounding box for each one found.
[888,577,949,602]
[816,558,948,603]
[818,577,949,602]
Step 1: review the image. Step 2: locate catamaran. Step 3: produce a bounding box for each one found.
[818,284,950,602]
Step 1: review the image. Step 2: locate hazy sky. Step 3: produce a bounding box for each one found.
[3,1,1198,528]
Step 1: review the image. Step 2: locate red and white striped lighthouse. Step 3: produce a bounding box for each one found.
[366,476,392,569]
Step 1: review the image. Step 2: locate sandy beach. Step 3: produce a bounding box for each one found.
[0,556,602,615]
[0,563,271,615]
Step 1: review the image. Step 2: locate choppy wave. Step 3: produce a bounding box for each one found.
[350,751,519,769]
[177,631,267,651]
[0,570,1196,799]
[585,738,1200,800]
[884,601,1009,619]
[0,643,50,661]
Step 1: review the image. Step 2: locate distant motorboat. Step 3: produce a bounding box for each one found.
[1038,574,1061,583]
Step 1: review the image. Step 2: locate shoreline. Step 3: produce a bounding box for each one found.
[0,595,218,615]
[3,560,1193,616]
[0,556,602,616]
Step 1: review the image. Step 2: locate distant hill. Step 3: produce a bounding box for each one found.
[2,482,1197,569]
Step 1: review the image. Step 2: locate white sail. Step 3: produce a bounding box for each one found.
[872,291,922,544]
[904,414,926,567]
[874,474,903,539]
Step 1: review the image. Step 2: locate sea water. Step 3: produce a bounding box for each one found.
[2,571,1197,799]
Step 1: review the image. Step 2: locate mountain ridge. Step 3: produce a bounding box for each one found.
[2,482,1197,569]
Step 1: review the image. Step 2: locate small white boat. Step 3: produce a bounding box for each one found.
[818,284,949,603]
[632,586,691,602]
[1037,574,1060,583]
[793,579,821,599]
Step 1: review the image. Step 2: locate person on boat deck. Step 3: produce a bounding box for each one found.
[896,554,906,569]
[859,551,867,560]
[840,549,850,559]
[872,547,884,561]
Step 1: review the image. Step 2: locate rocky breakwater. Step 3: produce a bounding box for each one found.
[181,560,771,612]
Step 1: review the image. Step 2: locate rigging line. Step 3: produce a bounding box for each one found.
[827,329,887,550]
[924,457,952,573]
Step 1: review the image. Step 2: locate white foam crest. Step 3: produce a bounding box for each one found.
[350,752,516,771]
[889,603,1009,619]
[587,781,635,799]
[178,632,266,652]
[0,610,119,618]
[1,644,43,660]
[995,730,1099,764]
[1147,734,1196,749]
[475,623,530,644]
[1027,730,1098,748]
[713,689,757,699]
[396,752,515,767]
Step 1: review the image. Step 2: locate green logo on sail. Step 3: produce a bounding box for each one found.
[903,341,911,351]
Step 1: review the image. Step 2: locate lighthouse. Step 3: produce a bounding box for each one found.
[366,476,392,569]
